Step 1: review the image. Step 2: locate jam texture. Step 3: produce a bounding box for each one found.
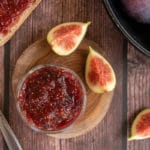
[18,66,84,131]
[0,0,33,34]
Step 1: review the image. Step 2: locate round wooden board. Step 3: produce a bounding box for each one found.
[12,39,114,139]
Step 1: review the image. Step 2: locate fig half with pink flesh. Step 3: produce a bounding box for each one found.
[129,109,150,141]
[85,47,116,94]
[47,22,91,56]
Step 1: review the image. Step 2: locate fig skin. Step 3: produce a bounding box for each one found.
[122,0,150,23]
[129,109,150,141]
[47,22,91,56]
[85,47,116,94]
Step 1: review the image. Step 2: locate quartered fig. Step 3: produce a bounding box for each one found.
[47,22,91,56]
[129,109,150,141]
[85,47,116,94]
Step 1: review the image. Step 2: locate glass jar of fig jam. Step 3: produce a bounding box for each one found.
[16,65,86,134]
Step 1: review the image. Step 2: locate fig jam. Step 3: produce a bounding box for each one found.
[17,65,85,131]
[0,0,33,34]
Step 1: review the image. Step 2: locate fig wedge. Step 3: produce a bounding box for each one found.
[85,47,116,94]
[47,22,91,56]
[129,109,150,141]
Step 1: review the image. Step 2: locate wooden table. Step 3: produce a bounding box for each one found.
[0,0,150,150]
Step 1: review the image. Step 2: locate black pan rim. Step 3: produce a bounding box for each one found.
[103,0,150,56]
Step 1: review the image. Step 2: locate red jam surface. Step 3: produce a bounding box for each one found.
[0,0,33,34]
[18,66,84,131]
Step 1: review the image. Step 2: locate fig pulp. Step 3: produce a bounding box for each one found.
[47,22,91,56]
[85,47,116,94]
[129,109,150,141]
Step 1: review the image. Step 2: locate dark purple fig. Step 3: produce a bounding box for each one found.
[122,0,150,23]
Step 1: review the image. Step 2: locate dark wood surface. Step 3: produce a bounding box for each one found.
[0,0,149,150]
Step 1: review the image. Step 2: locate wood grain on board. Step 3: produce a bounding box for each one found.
[0,0,149,150]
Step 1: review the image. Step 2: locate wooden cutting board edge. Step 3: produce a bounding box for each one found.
[12,39,114,139]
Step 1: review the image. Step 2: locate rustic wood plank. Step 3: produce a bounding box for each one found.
[7,0,126,150]
[9,0,63,150]
[127,44,150,150]
[60,0,125,150]
[0,46,4,149]
[0,46,4,111]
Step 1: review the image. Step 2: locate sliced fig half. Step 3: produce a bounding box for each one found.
[129,109,150,141]
[47,22,91,56]
[85,47,116,94]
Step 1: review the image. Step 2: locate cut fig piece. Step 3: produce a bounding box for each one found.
[129,109,150,141]
[47,22,91,56]
[85,47,116,94]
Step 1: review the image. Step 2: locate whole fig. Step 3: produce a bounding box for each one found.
[122,0,150,23]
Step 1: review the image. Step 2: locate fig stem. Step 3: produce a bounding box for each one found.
[89,46,93,53]
[86,21,91,26]
[128,136,136,141]
[128,137,134,141]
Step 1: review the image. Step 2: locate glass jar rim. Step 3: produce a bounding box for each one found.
[16,64,87,134]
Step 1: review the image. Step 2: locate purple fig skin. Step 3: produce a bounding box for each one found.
[122,0,150,23]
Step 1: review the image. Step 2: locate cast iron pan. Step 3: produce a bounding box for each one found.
[104,0,150,56]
